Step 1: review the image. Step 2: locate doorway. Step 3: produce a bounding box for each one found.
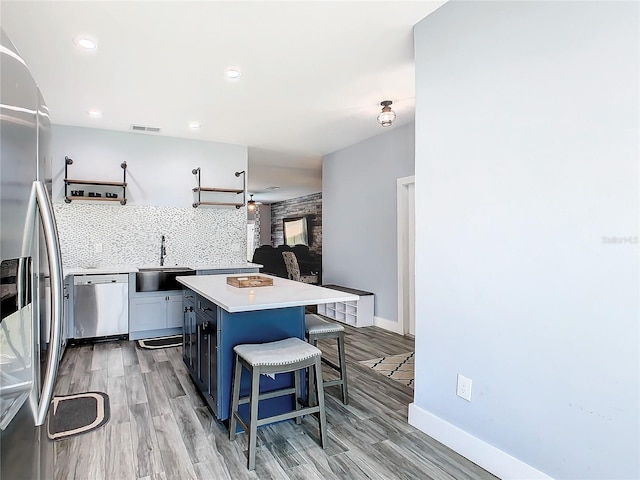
[397,176,415,336]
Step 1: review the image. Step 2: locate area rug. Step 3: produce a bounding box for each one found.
[136,335,182,350]
[360,352,414,388]
[48,392,110,441]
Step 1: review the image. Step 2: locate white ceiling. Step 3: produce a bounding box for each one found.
[1,1,444,203]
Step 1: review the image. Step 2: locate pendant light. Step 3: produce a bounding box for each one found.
[377,100,396,127]
[247,194,256,211]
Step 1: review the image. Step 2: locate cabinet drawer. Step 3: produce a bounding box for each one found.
[183,289,196,307]
[196,296,217,323]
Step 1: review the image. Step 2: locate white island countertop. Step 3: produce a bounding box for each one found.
[177,274,359,313]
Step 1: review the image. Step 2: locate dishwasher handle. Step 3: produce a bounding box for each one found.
[73,274,129,286]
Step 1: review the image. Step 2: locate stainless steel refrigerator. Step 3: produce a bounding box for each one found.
[0,28,64,479]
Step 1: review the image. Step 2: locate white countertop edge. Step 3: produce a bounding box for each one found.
[189,263,262,270]
[64,263,261,276]
[64,266,138,275]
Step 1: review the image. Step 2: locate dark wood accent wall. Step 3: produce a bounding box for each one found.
[270,192,322,256]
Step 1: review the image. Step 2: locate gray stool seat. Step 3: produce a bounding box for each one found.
[305,314,349,405]
[234,337,321,366]
[305,314,345,335]
[229,337,328,471]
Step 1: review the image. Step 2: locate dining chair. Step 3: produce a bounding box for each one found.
[282,251,318,284]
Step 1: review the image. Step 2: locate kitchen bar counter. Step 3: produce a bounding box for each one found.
[177,274,359,422]
[65,262,261,277]
[176,274,358,312]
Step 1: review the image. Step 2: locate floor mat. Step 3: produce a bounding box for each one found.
[360,352,414,388]
[136,335,182,350]
[48,392,110,441]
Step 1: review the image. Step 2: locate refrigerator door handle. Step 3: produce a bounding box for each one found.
[33,181,63,426]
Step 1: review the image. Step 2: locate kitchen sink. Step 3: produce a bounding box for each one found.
[138,266,194,272]
[136,267,195,292]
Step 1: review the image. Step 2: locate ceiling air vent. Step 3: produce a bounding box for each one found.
[130,124,162,133]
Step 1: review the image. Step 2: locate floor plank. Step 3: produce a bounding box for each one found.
[152,412,199,480]
[129,402,165,478]
[105,421,136,480]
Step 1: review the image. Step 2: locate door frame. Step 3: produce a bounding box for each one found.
[397,175,415,336]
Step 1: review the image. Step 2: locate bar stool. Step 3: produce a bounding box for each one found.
[229,337,327,471]
[305,313,349,405]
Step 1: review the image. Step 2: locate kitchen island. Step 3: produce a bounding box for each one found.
[176,274,358,422]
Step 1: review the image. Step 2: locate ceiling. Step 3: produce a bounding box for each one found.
[1,1,444,203]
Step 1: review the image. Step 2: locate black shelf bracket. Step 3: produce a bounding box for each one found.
[192,168,246,208]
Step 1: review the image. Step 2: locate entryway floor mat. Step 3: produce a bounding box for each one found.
[136,335,182,350]
[48,392,110,441]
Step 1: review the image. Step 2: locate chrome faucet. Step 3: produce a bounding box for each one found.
[160,235,167,266]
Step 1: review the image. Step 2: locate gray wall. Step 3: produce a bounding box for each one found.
[412,2,639,479]
[322,122,414,322]
[270,192,322,256]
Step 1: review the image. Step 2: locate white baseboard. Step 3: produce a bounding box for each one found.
[408,403,553,480]
[373,315,404,334]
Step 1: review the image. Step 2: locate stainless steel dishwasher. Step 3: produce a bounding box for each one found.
[73,274,128,339]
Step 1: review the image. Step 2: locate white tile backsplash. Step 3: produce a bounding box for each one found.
[54,203,247,268]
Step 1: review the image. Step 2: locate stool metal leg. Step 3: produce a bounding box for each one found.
[307,347,317,406]
[229,354,243,441]
[294,369,302,425]
[247,365,261,471]
[337,332,349,405]
[313,355,327,448]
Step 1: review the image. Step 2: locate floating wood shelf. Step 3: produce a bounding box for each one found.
[64,196,124,202]
[65,179,127,187]
[64,156,128,205]
[192,187,243,194]
[193,201,245,207]
[191,167,246,209]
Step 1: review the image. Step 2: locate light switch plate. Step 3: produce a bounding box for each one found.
[456,374,472,401]
[94,243,103,253]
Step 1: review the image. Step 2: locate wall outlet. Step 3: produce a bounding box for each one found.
[94,243,103,253]
[456,374,472,401]
[231,243,240,252]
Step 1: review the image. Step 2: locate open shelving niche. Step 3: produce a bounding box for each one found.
[64,156,127,205]
[316,286,374,327]
[192,167,246,208]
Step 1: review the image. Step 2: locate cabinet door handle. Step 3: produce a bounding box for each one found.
[186,295,194,299]
[201,306,212,312]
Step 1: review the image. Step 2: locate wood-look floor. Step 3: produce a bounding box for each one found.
[54,325,498,480]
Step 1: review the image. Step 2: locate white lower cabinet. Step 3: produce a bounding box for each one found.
[166,293,183,328]
[129,291,183,339]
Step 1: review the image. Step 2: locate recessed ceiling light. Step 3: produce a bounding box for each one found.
[88,109,102,118]
[189,121,201,129]
[74,36,97,50]
[225,68,241,79]
[265,186,280,191]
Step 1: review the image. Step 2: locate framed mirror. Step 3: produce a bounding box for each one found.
[283,216,309,246]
